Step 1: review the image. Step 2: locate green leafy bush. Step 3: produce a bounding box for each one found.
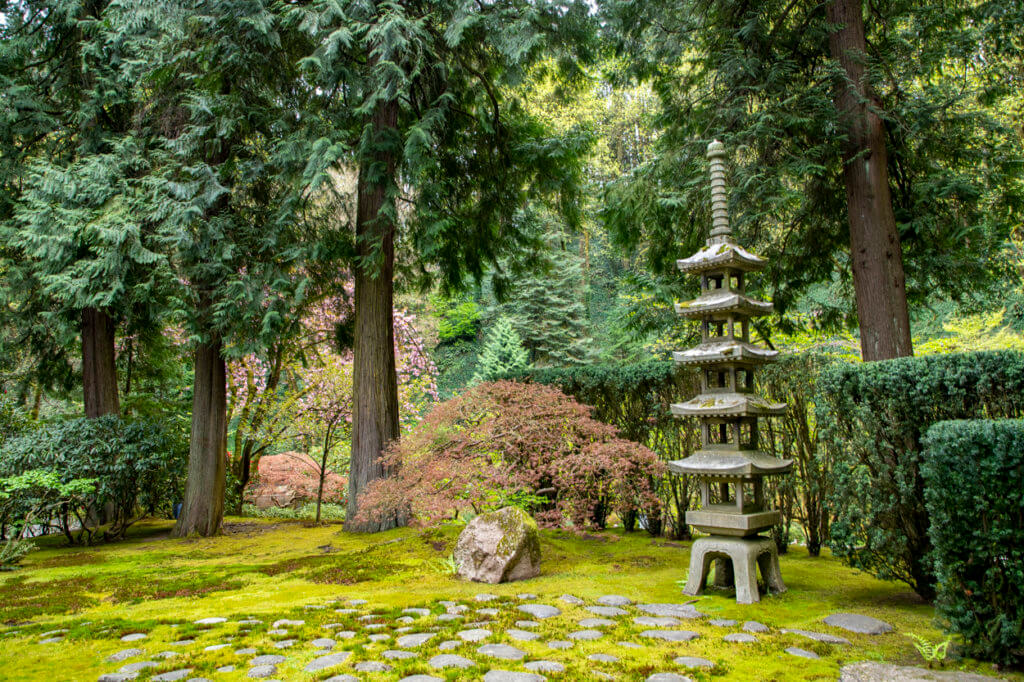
[241,502,346,522]
[0,396,29,446]
[0,416,186,543]
[437,300,481,343]
[922,419,1024,665]
[0,469,97,568]
[817,351,1024,599]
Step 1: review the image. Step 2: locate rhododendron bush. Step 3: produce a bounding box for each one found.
[355,381,664,529]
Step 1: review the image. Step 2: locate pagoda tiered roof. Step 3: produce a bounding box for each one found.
[673,340,778,366]
[670,392,785,418]
[677,240,766,274]
[674,290,773,319]
[668,449,793,478]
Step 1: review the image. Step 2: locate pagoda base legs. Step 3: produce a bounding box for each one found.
[683,535,786,604]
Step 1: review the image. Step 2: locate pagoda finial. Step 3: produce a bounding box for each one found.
[706,139,730,243]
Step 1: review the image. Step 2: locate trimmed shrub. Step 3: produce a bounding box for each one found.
[922,419,1024,665]
[817,351,1024,599]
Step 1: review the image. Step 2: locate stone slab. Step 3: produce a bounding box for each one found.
[824,614,894,635]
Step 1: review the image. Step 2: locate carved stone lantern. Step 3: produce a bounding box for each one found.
[669,140,792,604]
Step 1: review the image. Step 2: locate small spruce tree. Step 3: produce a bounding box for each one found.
[471,318,530,384]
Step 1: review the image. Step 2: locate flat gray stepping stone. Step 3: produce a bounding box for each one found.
[709,619,737,627]
[723,633,757,643]
[272,639,296,649]
[98,675,134,682]
[152,671,194,682]
[477,608,499,616]
[674,656,714,668]
[348,599,368,606]
[506,629,540,641]
[476,593,499,602]
[120,633,147,642]
[589,653,618,662]
[397,632,435,648]
[597,595,633,606]
[107,649,144,663]
[305,652,352,672]
[617,641,642,648]
[403,608,431,617]
[568,629,603,641]
[457,628,491,642]
[399,677,442,682]
[169,640,194,646]
[354,661,392,672]
[368,634,390,642]
[786,647,819,659]
[39,637,63,644]
[235,648,257,655]
[120,662,159,674]
[477,643,527,660]
[397,616,415,624]
[250,655,286,666]
[743,621,769,633]
[429,654,474,669]
[248,667,276,679]
[579,618,616,628]
[156,652,178,659]
[267,629,288,636]
[640,630,699,642]
[548,640,572,649]
[587,606,627,617]
[239,619,263,624]
[483,672,545,682]
[525,660,565,672]
[560,594,584,605]
[437,614,463,621]
[395,626,413,633]
[438,640,461,650]
[216,666,235,673]
[517,604,561,619]
[324,676,358,682]
[272,619,303,628]
[515,620,540,628]
[364,624,386,630]
[195,617,227,625]
[204,644,229,651]
[517,593,537,600]
[634,616,680,627]
[335,630,355,639]
[593,674,615,680]
[823,613,893,635]
[312,637,336,649]
[382,650,417,660]
[782,628,850,645]
[646,675,693,682]
[636,604,703,619]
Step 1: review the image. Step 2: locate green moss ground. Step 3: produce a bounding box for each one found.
[0,518,1012,681]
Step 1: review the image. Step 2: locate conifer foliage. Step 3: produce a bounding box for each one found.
[471,318,530,385]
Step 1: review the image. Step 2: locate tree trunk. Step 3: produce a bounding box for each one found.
[173,338,227,537]
[345,97,402,533]
[828,0,913,361]
[81,307,120,417]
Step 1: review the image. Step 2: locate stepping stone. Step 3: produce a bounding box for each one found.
[120,633,147,642]
[458,628,491,642]
[119,662,159,674]
[617,642,642,649]
[579,618,616,628]
[272,620,303,628]
[334,609,357,615]
[438,640,461,650]
[743,621,769,633]
[234,648,257,655]
[195,617,227,625]
[395,626,413,633]
[368,634,390,642]
[107,649,144,663]
[152,671,194,682]
[216,666,235,673]
[305,652,351,672]
[267,630,288,636]
[548,640,572,649]
[477,643,527,660]
[597,595,633,606]
[354,662,392,672]
[640,630,699,642]
[247,666,276,679]
[429,654,474,669]
[397,616,415,624]
[636,604,703,619]
[674,656,714,668]
[782,628,851,645]
[250,656,286,666]
[483,672,544,682]
[475,593,499,602]
[517,604,561,619]
[646,675,693,682]
[304,604,326,610]
[359,615,380,622]
[634,616,680,627]
[785,647,819,659]
[525,660,565,672]
[98,675,134,682]
[364,624,386,630]
[348,599,368,606]
[477,608,500,616]
[334,631,355,639]
[723,633,757,643]
[594,673,615,680]
[239,619,263,625]
[507,629,540,641]
[157,652,178,659]
[39,636,63,644]
[204,644,229,652]
[324,676,358,682]
[515,620,539,628]
[398,677,442,682]
[709,619,737,627]
[382,650,417,660]
[517,593,538,600]
[403,608,431,617]
[589,653,618,662]
[823,613,894,635]
[437,614,463,622]
[568,629,603,641]
[272,639,296,649]
[170,640,195,646]
[560,594,584,605]
[588,606,627,617]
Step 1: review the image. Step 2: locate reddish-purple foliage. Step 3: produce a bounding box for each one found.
[355,381,665,530]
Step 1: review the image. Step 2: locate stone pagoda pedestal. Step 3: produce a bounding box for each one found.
[669,140,792,604]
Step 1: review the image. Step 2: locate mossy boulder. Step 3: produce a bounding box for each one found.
[454,507,541,583]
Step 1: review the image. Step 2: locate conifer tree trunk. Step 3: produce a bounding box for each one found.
[828,0,913,361]
[173,337,227,537]
[345,97,402,533]
[81,307,120,417]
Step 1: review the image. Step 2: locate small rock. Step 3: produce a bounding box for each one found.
[823,613,894,635]
[396,616,415,624]
[597,595,633,606]
[588,606,628,617]
[368,634,390,642]
[39,637,64,644]
[525,660,565,672]
[382,650,417,660]
[403,608,431,617]
[568,629,603,641]
[579,618,616,628]
[429,654,475,669]
[120,633,147,642]
[476,608,500,616]
[324,676,359,682]
[152,671,194,682]
[674,656,714,668]
[272,639,296,649]
[640,630,699,642]
[305,652,351,672]
[560,594,584,605]
[98,675,135,682]
[646,675,693,682]
[353,662,392,672]
[457,628,491,642]
[709,618,737,627]
[437,614,463,622]
[169,640,195,646]
[782,628,851,645]
[617,642,642,648]
[194,617,227,625]
[155,652,178,659]
[517,593,538,600]
[517,604,561,619]
[515,620,540,628]
[634,616,680,627]
[266,629,288,636]
[743,621,769,633]
[483,672,544,682]
[312,638,336,649]
[204,644,229,652]
[506,629,540,642]
[636,604,703,619]
[786,647,819,659]
[250,655,286,666]
[723,633,757,643]
[238,619,263,625]
[107,649,144,663]
[398,677,442,682]
[547,640,572,649]
[119,662,158,674]
[247,666,276,679]
[216,666,235,673]
[477,643,527,660]
[395,626,413,634]
[589,653,618,662]
[438,640,461,650]
[234,648,257,655]
[334,631,355,639]
[348,599,368,606]
[272,619,303,629]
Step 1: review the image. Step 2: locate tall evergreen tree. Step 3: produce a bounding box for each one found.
[470,317,530,384]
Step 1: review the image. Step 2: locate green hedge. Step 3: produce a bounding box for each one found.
[817,351,1024,600]
[922,419,1024,665]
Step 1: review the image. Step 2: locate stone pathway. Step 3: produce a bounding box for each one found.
[40,596,906,681]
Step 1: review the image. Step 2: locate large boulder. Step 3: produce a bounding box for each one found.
[455,507,541,583]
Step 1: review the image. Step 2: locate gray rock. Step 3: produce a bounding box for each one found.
[568,629,603,641]
[324,676,359,682]
[646,675,693,682]
[515,620,540,628]
[382,650,417,660]
[709,618,737,627]
[107,649,144,663]
[152,670,194,682]
[429,654,475,669]
[247,667,277,680]
[587,606,627,617]
[517,604,561,619]
[560,594,584,605]
[617,642,642,648]
[547,640,572,649]
[368,634,390,642]
[312,637,336,650]
[249,655,286,666]
[437,614,463,622]
[353,662,392,672]
[398,677,443,682]
[640,630,699,642]
[742,621,769,633]
[786,647,819,659]
[457,628,491,642]
[438,640,461,650]
[580,618,617,629]
[674,656,714,668]
[403,607,431,617]
[120,633,148,642]
[525,660,565,673]
[824,613,894,635]
[395,626,413,633]
[723,633,757,643]
[39,637,64,644]
[476,608,500,616]
[506,628,540,641]
[98,675,135,682]
[593,673,615,680]
[204,644,229,652]
[272,639,296,649]
[335,630,356,639]
[234,648,257,655]
[838,662,1006,681]
[304,652,351,672]
[477,643,527,660]
[634,616,680,627]
[454,506,541,583]
[364,624,386,630]
[194,617,227,625]
[517,593,538,600]
[483,672,545,682]
[589,653,618,662]
[397,616,415,624]
[216,666,235,673]
[348,599,368,606]
[169,640,195,646]
[636,604,703,619]
[597,595,633,606]
[238,619,263,625]
[266,629,288,636]
[782,628,851,645]
[119,662,158,674]
[272,619,303,629]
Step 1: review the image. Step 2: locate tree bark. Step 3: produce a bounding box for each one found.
[81,307,120,417]
[173,337,227,537]
[345,97,402,533]
[828,0,913,361]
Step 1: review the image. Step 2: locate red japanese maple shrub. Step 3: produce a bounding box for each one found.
[354,381,664,529]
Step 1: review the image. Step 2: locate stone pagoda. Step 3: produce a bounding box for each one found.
[669,140,792,604]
